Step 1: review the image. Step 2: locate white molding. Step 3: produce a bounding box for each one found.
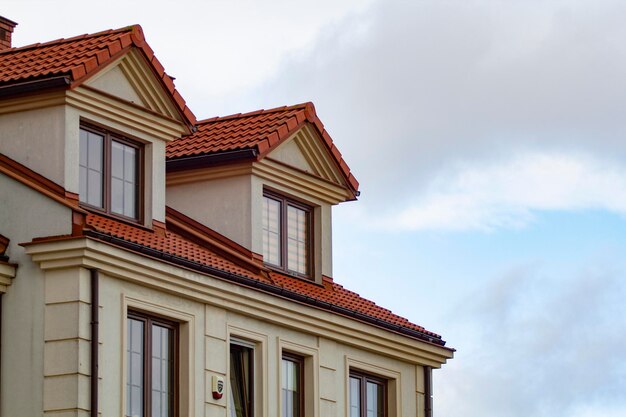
[67,87,186,141]
[25,237,453,367]
[277,337,320,417]
[166,159,351,204]
[345,356,403,417]
[0,91,66,115]
[227,325,269,417]
[118,50,181,120]
[0,262,16,293]
[121,295,197,417]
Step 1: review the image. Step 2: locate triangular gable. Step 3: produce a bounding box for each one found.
[0,24,195,129]
[86,62,145,106]
[84,49,182,122]
[268,123,346,187]
[167,102,359,196]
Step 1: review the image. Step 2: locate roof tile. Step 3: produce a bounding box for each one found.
[0,25,196,126]
[166,103,358,194]
[83,211,441,342]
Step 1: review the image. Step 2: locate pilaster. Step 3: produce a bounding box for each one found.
[43,267,94,417]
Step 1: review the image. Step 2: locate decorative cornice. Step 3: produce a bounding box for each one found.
[0,90,66,115]
[24,237,453,366]
[67,86,186,140]
[0,262,16,293]
[117,50,180,120]
[166,158,352,204]
[253,159,353,204]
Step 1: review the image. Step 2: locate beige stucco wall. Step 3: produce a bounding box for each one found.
[166,168,334,279]
[0,105,67,186]
[270,139,313,172]
[88,65,145,106]
[167,175,254,249]
[66,104,169,224]
[0,102,172,226]
[0,174,72,417]
[26,236,450,417]
[251,174,333,278]
[49,264,429,417]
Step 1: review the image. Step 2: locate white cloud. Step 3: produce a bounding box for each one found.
[436,264,626,417]
[377,151,626,231]
[235,0,626,221]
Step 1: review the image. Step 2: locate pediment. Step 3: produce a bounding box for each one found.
[268,124,347,187]
[84,49,182,122]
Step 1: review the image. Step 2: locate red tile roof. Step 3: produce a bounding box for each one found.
[3,150,441,344]
[83,211,443,344]
[86,213,260,280]
[0,24,195,126]
[166,102,359,193]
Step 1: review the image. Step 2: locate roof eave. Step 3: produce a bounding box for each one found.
[79,229,447,347]
[165,148,259,172]
[0,75,71,99]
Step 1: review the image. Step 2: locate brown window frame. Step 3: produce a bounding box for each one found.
[79,123,144,223]
[262,190,313,279]
[349,370,387,417]
[230,341,255,417]
[127,311,179,417]
[281,352,304,417]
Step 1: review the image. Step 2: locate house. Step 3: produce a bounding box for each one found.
[0,17,453,417]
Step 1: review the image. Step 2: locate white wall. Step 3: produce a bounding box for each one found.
[0,106,67,186]
[93,270,424,417]
[167,175,254,249]
[0,174,72,417]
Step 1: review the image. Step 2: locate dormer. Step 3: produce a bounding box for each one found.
[0,24,195,228]
[165,103,359,283]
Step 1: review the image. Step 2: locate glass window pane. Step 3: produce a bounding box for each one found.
[282,357,301,417]
[230,344,252,417]
[79,129,88,166]
[366,381,384,417]
[125,146,136,182]
[350,377,361,417]
[127,318,144,417]
[112,141,124,180]
[111,140,137,218]
[87,170,102,208]
[152,391,161,417]
[262,196,281,266]
[88,132,103,171]
[125,182,136,218]
[79,129,103,207]
[79,166,87,200]
[111,177,124,214]
[151,325,172,417]
[287,205,308,274]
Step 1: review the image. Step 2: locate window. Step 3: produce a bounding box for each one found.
[262,191,311,277]
[127,312,177,417]
[230,341,254,417]
[281,353,303,417]
[79,124,141,220]
[349,371,386,417]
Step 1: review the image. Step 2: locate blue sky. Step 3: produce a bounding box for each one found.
[6,1,626,415]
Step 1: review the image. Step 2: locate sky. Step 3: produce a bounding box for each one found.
[5,1,626,416]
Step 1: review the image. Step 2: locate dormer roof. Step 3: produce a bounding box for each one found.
[166,102,359,195]
[0,24,195,128]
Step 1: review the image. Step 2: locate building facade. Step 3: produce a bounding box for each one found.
[0,18,453,417]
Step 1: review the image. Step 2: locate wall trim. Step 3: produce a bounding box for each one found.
[24,237,453,367]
